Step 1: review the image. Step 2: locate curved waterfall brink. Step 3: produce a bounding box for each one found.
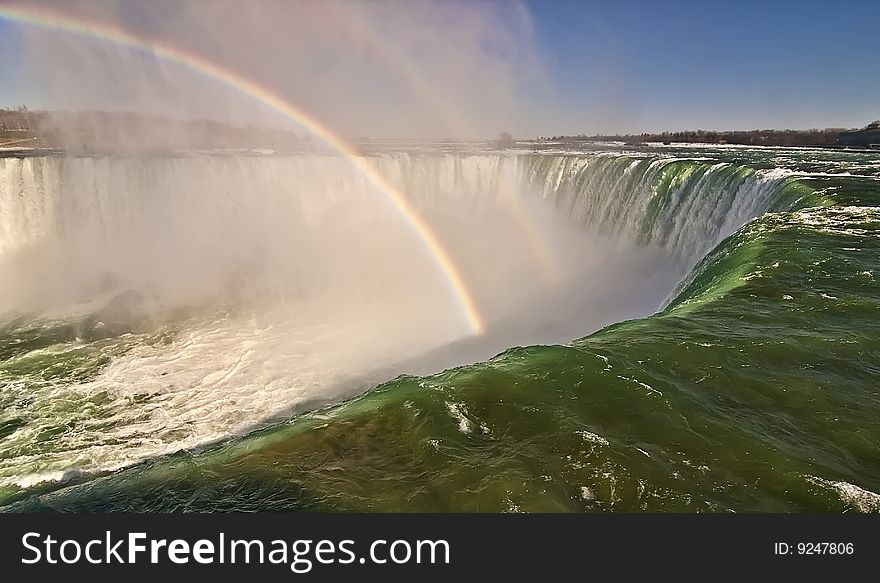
[0,150,805,491]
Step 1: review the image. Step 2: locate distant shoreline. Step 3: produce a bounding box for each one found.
[537,127,880,150]
[3,106,879,152]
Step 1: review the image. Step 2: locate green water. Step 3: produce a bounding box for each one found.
[1,145,879,512]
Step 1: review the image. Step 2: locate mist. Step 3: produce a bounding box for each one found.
[8,0,549,139]
[0,153,678,356]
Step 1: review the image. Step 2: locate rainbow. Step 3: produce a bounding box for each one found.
[0,2,485,334]
[322,3,562,284]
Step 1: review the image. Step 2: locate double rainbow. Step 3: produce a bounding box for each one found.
[0,2,486,334]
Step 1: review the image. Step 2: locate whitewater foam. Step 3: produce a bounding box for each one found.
[808,476,880,513]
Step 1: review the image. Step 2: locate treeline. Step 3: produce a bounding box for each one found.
[542,128,850,147]
[0,107,305,151]
[0,106,40,131]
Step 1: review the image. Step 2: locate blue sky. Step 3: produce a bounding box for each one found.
[523,0,880,132]
[0,20,25,105]
[1,0,879,135]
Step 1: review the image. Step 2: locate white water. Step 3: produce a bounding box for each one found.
[0,152,789,487]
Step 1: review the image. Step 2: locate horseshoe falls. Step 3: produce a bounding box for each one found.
[1,144,879,512]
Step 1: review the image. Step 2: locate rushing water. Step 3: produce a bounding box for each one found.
[1,144,878,512]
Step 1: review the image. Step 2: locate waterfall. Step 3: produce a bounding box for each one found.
[0,150,800,487]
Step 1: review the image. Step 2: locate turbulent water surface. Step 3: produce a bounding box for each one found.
[0,143,878,512]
